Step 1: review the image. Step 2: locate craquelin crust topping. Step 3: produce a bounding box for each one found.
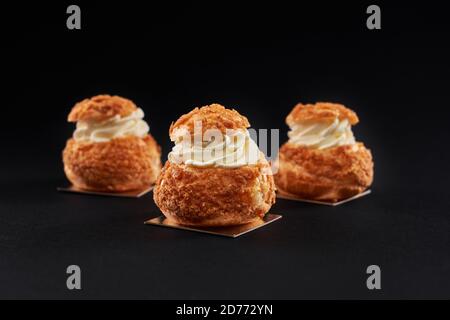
[63,135,161,192]
[169,104,250,139]
[286,102,359,127]
[153,159,276,226]
[68,94,138,122]
[275,142,373,201]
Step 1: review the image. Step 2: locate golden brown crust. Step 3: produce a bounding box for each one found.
[63,135,161,192]
[286,102,359,126]
[153,159,276,227]
[68,95,138,122]
[169,104,250,140]
[275,142,373,202]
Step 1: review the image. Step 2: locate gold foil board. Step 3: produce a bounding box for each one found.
[57,185,154,198]
[144,214,282,238]
[277,189,371,206]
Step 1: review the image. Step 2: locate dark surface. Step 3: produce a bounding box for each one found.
[1,2,450,299]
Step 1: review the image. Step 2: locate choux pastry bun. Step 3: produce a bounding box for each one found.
[63,94,161,192]
[275,102,374,202]
[153,104,276,227]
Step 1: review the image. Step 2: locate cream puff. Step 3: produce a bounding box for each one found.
[153,104,276,227]
[275,102,374,202]
[63,94,161,192]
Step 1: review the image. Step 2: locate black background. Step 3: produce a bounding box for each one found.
[1,1,449,299]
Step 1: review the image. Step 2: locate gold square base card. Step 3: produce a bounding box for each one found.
[57,184,154,198]
[277,189,371,206]
[144,214,282,238]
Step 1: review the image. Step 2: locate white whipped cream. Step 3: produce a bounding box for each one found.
[73,108,149,142]
[168,129,260,168]
[288,118,355,149]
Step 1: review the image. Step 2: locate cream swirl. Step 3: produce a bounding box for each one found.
[288,118,355,149]
[168,129,260,168]
[73,108,149,142]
